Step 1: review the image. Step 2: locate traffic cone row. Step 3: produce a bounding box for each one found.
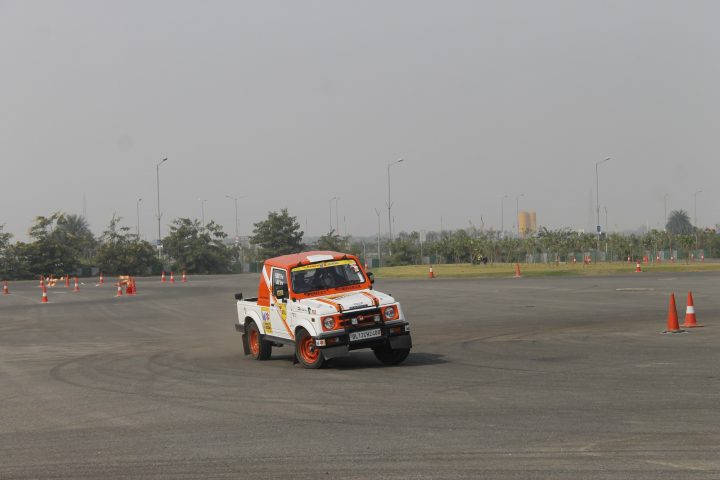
[664,291,704,333]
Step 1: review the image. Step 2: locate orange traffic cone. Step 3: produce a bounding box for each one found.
[682,291,702,328]
[170,272,175,283]
[663,293,684,333]
[182,271,187,283]
[131,278,137,295]
[73,277,80,292]
[99,272,104,285]
[116,282,123,297]
[161,271,166,283]
[635,262,642,273]
[514,263,522,278]
[3,280,8,295]
[41,284,49,303]
[428,266,435,279]
[65,275,70,288]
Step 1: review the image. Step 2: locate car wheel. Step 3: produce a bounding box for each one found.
[295,329,325,369]
[372,346,410,365]
[247,322,272,360]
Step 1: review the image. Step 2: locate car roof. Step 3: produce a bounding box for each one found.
[264,251,355,269]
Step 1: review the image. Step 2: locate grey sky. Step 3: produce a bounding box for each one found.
[2,0,719,241]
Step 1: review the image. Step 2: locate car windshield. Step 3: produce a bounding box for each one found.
[291,260,366,293]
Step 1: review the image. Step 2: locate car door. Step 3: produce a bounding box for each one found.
[269,267,294,340]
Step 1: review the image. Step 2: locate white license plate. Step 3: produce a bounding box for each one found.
[349,328,382,342]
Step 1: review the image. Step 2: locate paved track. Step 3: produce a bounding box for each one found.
[2,272,720,479]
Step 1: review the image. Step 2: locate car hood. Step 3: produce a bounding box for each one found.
[295,289,394,314]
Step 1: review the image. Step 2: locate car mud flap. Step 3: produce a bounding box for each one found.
[322,345,350,360]
[241,333,250,356]
[389,335,412,350]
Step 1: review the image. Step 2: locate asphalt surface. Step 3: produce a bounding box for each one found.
[1,272,720,479]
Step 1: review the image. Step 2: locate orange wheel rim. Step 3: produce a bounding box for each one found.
[249,329,259,355]
[300,336,319,363]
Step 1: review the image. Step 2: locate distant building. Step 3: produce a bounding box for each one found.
[517,211,537,238]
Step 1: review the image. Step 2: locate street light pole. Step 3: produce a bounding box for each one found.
[694,190,702,227]
[387,158,404,243]
[156,157,168,247]
[136,198,142,238]
[329,197,336,232]
[595,157,611,257]
[335,197,340,236]
[374,208,382,267]
[515,194,524,237]
[225,195,245,240]
[200,198,207,226]
[500,195,508,237]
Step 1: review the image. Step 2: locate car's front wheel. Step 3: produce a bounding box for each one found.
[373,346,410,365]
[295,329,325,369]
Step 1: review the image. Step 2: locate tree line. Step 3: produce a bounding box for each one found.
[0,209,717,279]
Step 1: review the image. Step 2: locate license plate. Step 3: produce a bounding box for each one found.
[349,328,382,342]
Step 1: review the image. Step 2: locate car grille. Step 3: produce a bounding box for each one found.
[340,308,382,330]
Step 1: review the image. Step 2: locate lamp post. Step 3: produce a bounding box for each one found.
[693,190,702,228]
[515,194,524,237]
[387,158,404,243]
[374,208,382,267]
[335,197,341,236]
[328,196,337,232]
[199,198,207,226]
[136,198,142,238]
[225,195,245,240]
[500,195,508,237]
[156,157,168,248]
[595,157,611,257]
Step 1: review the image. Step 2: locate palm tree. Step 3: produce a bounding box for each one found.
[666,210,693,235]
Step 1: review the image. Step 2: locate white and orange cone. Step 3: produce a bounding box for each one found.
[682,291,702,328]
[65,275,71,288]
[161,271,166,283]
[116,282,123,297]
[99,272,104,285]
[73,277,80,292]
[41,284,49,303]
[514,263,522,278]
[3,280,8,295]
[170,272,175,284]
[428,266,435,279]
[635,262,642,273]
[182,271,187,283]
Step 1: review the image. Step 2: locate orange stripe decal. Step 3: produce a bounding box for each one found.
[361,291,380,307]
[315,297,343,312]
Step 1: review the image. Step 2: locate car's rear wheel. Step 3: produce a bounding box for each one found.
[296,329,324,369]
[247,322,272,360]
[373,346,410,365]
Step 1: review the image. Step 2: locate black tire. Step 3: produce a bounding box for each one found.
[295,329,325,369]
[373,346,410,365]
[247,322,272,360]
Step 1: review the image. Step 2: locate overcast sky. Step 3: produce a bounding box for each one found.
[2,0,718,241]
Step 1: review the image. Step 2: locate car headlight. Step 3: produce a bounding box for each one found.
[323,317,336,330]
[383,306,396,320]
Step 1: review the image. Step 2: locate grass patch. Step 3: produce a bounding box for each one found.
[373,262,720,279]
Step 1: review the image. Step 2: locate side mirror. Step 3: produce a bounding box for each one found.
[234,292,243,301]
[367,272,375,284]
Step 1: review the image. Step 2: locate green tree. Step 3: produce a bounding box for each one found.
[666,210,693,235]
[56,213,96,260]
[162,218,234,274]
[22,213,82,275]
[250,209,304,259]
[96,215,161,274]
[0,225,14,278]
[315,230,349,252]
